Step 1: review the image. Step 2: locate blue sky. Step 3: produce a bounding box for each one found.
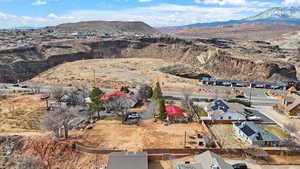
[0,0,298,28]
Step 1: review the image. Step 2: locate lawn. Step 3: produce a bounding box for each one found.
[263,125,292,139]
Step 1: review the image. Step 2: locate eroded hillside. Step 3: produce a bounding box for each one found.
[0,37,297,83]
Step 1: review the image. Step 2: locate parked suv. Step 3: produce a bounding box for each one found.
[232,163,248,169]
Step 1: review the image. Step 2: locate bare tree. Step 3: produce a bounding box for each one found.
[64,87,89,106]
[284,122,298,134]
[135,84,153,102]
[50,87,65,103]
[182,88,193,112]
[40,107,77,139]
[104,95,136,123]
[182,88,200,122]
[13,156,46,169]
[282,139,298,151]
[29,83,42,94]
[143,100,157,119]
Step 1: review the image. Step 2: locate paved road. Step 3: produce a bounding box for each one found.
[163,91,280,106]
[0,83,281,107]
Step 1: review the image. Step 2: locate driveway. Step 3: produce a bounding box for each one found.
[254,106,300,138]
[245,108,275,123]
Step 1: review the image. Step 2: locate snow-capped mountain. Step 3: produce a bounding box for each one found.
[245,7,300,21]
[184,7,300,27]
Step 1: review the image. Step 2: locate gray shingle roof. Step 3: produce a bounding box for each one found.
[177,151,234,169]
[107,152,148,169]
[234,122,281,142]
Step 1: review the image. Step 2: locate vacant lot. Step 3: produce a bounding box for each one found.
[209,124,250,148]
[0,93,46,132]
[28,58,200,90]
[79,119,207,151]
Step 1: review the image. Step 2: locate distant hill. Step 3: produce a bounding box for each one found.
[47,21,157,34]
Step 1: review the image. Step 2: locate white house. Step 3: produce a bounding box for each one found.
[233,121,281,147]
[205,100,246,120]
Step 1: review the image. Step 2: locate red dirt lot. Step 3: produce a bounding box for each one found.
[78,119,208,152]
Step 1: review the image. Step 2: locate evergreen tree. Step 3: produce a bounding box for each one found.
[151,82,167,120]
[152,82,162,100]
[88,88,105,119]
[158,98,167,120]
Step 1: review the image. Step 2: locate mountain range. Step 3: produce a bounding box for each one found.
[185,7,300,27]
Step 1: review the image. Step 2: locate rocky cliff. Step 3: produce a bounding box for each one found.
[0,37,297,83]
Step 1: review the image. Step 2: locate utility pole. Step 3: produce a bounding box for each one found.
[93,69,96,87]
[249,87,253,107]
[184,131,187,148]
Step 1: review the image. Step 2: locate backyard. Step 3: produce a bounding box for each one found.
[77,119,208,151]
[0,93,47,132]
[209,124,250,148]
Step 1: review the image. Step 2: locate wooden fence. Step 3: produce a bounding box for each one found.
[73,142,125,154]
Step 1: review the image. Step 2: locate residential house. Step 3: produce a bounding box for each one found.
[177,151,234,169]
[215,80,231,86]
[230,80,247,87]
[281,96,300,117]
[201,77,216,85]
[107,152,148,169]
[205,100,246,120]
[288,86,298,94]
[250,82,266,88]
[165,105,186,121]
[265,82,286,90]
[233,121,281,147]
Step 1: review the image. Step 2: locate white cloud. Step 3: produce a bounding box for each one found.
[194,0,201,4]
[0,3,269,28]
[282,0,300,5]
[248,1,279,7]
[32,0,47,5]
[0,12,16,20]
[139,0,152,2]
[203,0,246,6]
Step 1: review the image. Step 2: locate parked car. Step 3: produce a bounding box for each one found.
[21,85,28,88]
[232,163,248,169]
[40,95,49,100]
[127,113,141,119]
[12,84,19,87]
[236,95,245,98]
[247,116,261,121]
